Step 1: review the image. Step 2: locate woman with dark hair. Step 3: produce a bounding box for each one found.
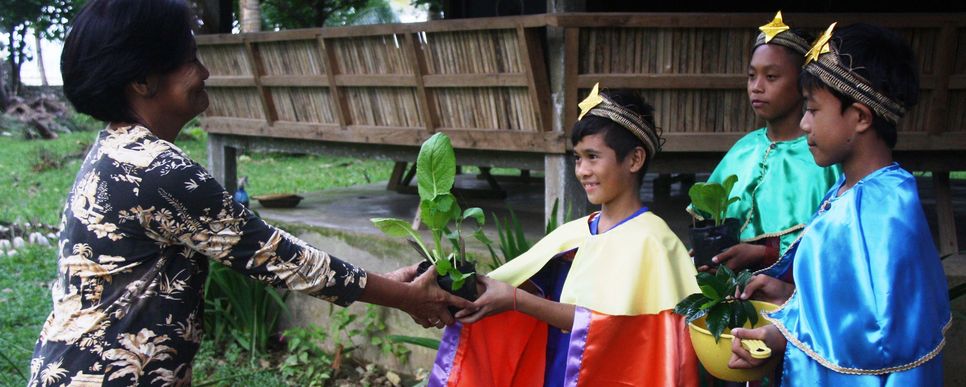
[29,0,469,385]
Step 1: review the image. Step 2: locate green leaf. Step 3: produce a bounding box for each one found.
[387,335,441,350]
[721,174,739,200]
[371,218,433,262]
[449,271,474,291]
[742,300,759,327]
[462,207,485,225]
[420,194,461,230]
[699,284,720,301]
[434,259,452,276]
[706,304,731,343]
[416,133,456,202]
[674,293,709,323]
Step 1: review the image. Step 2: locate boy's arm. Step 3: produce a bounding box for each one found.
[455,275,576,331]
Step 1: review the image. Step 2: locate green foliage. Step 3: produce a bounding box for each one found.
[689,174,740,226]
[0,245,57,384]
[262,0,397,29]
[485,198,572,272]
[203,261,289,361]
[387,335,440,350]
[371,133,486,290]
[674,266,758,343]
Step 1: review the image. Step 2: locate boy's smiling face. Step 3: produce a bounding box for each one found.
[801,87,860,167]
[573,133,641,206]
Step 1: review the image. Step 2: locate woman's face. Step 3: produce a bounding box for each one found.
[747,44,803,123]
[155,45,210,125]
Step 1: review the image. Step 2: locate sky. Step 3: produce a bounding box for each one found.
[9,0,427,87]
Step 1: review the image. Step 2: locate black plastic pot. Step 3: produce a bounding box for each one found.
[689,218,740,268]
[416,260,478,315]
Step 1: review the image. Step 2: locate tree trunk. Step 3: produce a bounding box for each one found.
[34,28,48,87]
[240,0,261,32]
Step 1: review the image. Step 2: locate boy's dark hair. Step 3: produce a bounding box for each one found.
[62,0,196,123]
[752,28,815,69]
[799,23,920,149]
[570,90,656,186]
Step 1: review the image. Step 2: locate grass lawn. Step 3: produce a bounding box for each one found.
[0,124,396,385]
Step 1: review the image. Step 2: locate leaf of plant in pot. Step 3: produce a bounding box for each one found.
[689,174,741,267]
[674,266,779,382]
[371,133,492,307]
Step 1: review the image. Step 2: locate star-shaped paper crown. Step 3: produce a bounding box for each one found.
[802,22,907,125]
[578,83,603,121]
[806,22,837,64]
[759,11,790,43]
[575,82,662,158]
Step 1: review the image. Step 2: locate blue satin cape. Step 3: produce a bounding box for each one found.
[763,163,951,385]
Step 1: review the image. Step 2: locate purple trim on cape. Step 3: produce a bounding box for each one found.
[563,306,592,387]
[428,323,463,387]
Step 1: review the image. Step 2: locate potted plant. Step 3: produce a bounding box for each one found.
[674,266,779,382]
[370,133,489,307]
[688,174,741,267]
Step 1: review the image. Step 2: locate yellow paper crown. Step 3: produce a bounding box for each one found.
[806,22,836,64]
[759,11,790,43]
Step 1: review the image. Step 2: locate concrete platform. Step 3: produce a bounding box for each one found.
[257,172,966,380]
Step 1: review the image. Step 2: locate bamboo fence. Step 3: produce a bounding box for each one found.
[197,13,965,154]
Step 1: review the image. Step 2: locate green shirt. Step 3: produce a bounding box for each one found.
[690,128,842,256]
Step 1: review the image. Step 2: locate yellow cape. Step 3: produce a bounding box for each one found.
[489,212,699,316]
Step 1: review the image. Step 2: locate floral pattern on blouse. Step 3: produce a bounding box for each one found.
[28,125,367,386]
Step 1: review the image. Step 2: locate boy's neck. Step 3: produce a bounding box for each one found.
[839,138,893,194]
[765,111,804,142]
[598,192,644,233]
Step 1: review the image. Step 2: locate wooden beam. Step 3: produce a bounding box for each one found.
[933,171,959,256]
[549,13,964,29]
[259,75,329,87]
[519,26,553,132]
[422,73,529,87]
[319,37,351,128]
[563,27,579,138]
[334,74,418,87]
[577,74,746,89]
[403,32,437,131]
[926,24,957,135]
[206,76,256,87]
[243,40,277,124]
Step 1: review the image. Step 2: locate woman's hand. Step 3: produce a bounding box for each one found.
[739,274,794,305]
[729,325,786,369]
[394,268,474,329]
[453,276,515,324]
[709,243,766,271]
[382,263,419,283]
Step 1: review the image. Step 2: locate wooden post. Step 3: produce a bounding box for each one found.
[925,24,956,135]
[518,26,552,132]
[403,32,438,132]
[933,171,959,256]
[545,154,587,223]
[319,37,352,128]
[207,133,238,194]
[244,40,278,125]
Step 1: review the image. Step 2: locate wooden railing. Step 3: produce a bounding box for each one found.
[197,15,562,154]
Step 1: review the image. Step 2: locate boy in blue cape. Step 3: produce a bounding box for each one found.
[728,23,951,385]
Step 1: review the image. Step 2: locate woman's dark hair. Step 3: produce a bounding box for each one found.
[570,90,656,185]
[799,23,920,149]
[62,0,196,123]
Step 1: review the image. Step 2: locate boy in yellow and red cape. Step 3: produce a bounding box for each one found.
[428,85,700,386]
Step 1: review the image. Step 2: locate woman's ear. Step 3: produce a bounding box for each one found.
[850,102,874,133]
[627,146,647,173]
[127,74,160,98]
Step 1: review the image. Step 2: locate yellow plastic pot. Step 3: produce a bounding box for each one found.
[687,300,780,382]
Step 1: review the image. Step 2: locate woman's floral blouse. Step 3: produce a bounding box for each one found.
[28,125,367,386]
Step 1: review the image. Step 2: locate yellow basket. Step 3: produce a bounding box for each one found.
[687,300,780,382]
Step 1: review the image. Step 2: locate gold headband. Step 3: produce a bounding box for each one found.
[577,83,662,158]
[754,11,810,55]
[803,23,906,125]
